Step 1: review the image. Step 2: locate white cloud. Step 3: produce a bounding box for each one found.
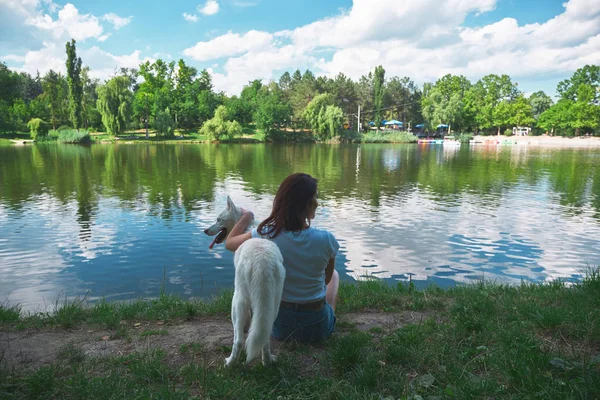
[0,54,26,63]
[102,13,133,30]
[198,0,219,16]
[2,3,149,81]
[211,44,318,94]
[201,0,599,95]
[183,12,198,22]
[26,3,104,41]
[183,30,273,61]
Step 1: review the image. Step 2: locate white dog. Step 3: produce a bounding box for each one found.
[205,196,285,366]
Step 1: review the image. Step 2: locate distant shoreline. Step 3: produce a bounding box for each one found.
[470,135,600,148]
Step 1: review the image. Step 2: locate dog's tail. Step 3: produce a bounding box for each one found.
[245,243,285,363]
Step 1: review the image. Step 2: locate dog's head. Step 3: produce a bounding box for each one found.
[204,196,242,249]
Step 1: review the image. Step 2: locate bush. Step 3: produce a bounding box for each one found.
[199,105,243,141]
[27,118,49,140]
[57,125,71,132]
[362,131,417,143]
[57,129,91,144]
[155,108,175,137]
[457,133,474,143]
[504,129,512,136]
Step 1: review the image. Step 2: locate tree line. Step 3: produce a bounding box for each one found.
[0,39,598,140]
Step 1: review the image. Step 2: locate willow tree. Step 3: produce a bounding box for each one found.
[96,76,133,136]
[65,39,83,129]
[304,93,344,140]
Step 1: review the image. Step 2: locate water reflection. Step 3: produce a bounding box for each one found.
[1,144,599,310]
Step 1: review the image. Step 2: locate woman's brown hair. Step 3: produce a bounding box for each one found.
[257,173,318,238]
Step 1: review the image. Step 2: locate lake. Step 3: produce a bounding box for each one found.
[1,143,600,311]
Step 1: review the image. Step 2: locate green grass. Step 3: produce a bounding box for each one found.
[0,291,234,329]
[139,329,169,338]
[1,270,599,399]
[362,130,418,143]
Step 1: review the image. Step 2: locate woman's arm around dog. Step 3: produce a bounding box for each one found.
[225,210,254,252]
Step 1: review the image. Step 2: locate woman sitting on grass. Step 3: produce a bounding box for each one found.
[225,173,340,343]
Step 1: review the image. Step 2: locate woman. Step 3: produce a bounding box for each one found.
[225,173,340,343]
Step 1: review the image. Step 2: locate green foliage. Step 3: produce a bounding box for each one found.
[1,57,598,137]
[155,108,175,137]
[362,131,417,143]
[456,132,473,143]
[42,70,68,129]
[557,64,599,104]
[303,93,344,140]
[422,74,472,132]
[538,85,599,135]
[199,105,242,141]
[468,74,520,132]
[528,91,554,120]
[27,118,49,139]
[504,128,512,136]
[65,39,83,129]
[253,85,291,140]
[373,65,386,123]
[57,129,91,144]
[96,76,133,136]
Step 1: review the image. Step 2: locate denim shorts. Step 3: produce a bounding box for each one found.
[272,302,336,343]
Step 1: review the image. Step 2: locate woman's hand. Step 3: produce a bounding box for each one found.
[225,208,254,252]
[240,208,254,221]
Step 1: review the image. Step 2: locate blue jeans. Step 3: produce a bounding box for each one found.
[272,302,336,343]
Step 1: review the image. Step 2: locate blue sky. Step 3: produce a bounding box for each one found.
[1,0,598,96]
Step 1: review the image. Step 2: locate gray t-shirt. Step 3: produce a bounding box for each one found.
[251,227,340,303]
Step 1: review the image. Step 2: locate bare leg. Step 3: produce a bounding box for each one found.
[325,270,339,312]
[225,295,248,366]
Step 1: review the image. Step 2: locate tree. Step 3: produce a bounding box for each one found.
[303,93,343,140]
[135,60,176,135]
[195,69,216,124]
[571,84,600,135]
[200,105,242,141]
[226,95,252,124]
[421,75,472,132]
[373,66,385,124]
[323,105,344,139]
[422,88,463,133]
[288,70,317,121]
[96,76,133,136]
[65,39,83,129]
[386,76,422,126]
[329,72,358,120]
[528,91,554,120]
[27,118,49,140]
[557,65,599,104]
[81,67,101,130]
[538,100,573,135]
[468,74,520,133]
[41,70,65,129]
[254,85,291,139]
[155,107,175,137]
[509,96,535,128]
[172,59,199,129]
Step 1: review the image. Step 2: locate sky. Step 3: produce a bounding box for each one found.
[1,0,599,97]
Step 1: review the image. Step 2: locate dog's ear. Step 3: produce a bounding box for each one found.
[226,196,236,211]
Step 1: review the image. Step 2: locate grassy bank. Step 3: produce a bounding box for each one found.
[1,270,599,399]
[362,131,418,143]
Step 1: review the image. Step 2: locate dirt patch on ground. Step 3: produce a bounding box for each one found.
[0,311,429,371]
